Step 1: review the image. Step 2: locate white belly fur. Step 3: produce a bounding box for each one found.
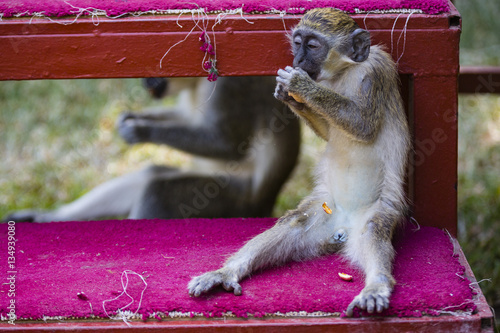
[313,130,384,233]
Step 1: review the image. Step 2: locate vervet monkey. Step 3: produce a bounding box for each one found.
[188,8,410,317]
[4,77,300,222]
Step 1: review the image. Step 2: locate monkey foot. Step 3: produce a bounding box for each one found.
[3,210,41,223]
[345,281,392,316]
[188,268,242,297]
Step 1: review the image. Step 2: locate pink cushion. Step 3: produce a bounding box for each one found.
[0,218,474,319]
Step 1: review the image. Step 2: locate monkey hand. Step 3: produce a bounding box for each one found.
[117,112,150,144]
[188,267,242,297]
[345,278,392,316]
[276,66,312,103]
[274,82,304,110]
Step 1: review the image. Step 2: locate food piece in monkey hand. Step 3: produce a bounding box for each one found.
[288,92,305,103]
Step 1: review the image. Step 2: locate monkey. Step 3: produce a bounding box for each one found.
[4,76,300,222]
[188,8,410,317]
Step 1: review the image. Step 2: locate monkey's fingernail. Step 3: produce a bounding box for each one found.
[322,202,333,214]
[338,272,353,281]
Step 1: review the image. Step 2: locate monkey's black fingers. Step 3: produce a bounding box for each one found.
[117,114,150,144]
[274,83,287,100]
[116,112,137,126]
[3,210,39,223]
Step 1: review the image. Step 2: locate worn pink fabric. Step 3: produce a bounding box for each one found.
[1,218,474,320]
[0,0,450,18]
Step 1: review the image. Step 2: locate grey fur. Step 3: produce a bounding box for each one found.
[189,12,409,317]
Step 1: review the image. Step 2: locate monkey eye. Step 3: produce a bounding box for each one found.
[293,35,302,46]
[307,39,321,49]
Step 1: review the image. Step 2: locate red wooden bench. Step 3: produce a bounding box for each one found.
[0,0,495,331]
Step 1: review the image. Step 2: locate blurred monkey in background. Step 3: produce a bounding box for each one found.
[5,77,300,222]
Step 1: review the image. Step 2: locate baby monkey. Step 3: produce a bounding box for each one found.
[189,8,410,316]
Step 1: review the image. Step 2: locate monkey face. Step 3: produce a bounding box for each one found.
[291,29,329,81]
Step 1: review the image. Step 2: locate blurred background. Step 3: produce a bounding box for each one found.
[0,0,498,322]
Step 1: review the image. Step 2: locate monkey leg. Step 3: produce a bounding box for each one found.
[188,205,329,297]
[4,166,177,222]
[129,173,257,219]
[345,212,397,316]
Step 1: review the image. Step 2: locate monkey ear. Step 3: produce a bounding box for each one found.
[348,28,371,62]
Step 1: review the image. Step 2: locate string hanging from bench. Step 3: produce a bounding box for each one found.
[159,5,254,81]
[102,270,148,326]
[387,11,415,66]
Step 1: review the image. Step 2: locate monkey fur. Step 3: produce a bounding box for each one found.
[188,8,410,317]
[4,77,300,222]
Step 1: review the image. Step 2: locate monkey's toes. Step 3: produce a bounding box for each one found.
[188,270,242,297]
[346,286,391,316]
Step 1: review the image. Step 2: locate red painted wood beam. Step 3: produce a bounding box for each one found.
[0,10,460,80]
[459,66,500,94]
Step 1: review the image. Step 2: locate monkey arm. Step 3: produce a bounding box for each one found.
[308,84,381,143]
[290,104,330,141]
[274,82,330,140]
[278,67,382,143]
[119,109,184,122]
[118,118,247,160]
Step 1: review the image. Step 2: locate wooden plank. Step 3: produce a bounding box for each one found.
[0,8,459,80]
[459,66,500,94]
